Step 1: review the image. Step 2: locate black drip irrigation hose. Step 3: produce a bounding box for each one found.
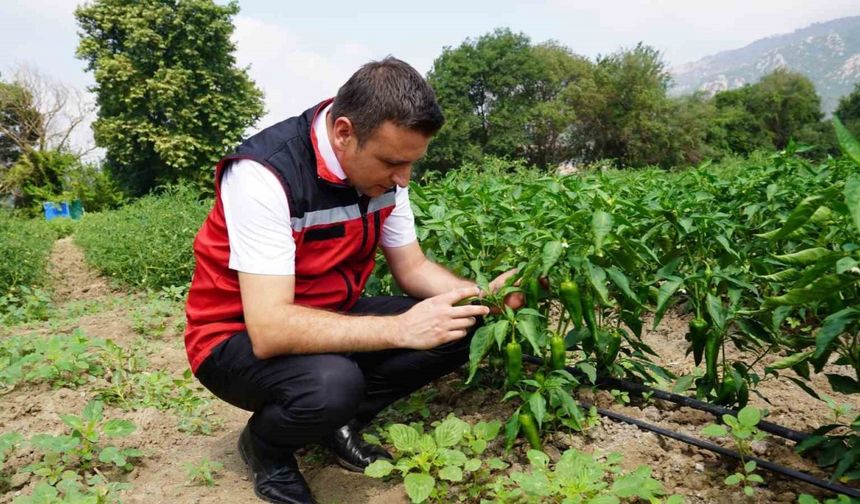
[590,402,860,499]
[596,375,811,443]
[519,355,860,498]
[521,355,809,443]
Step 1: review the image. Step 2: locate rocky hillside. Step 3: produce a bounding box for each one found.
[670,16,860,115]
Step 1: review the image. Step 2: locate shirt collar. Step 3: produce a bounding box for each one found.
[312,100,347,181]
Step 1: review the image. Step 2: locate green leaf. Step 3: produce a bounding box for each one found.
[747,474,764,483]
[364,459,394,478]
[464,458,481,472]
[725,474,743,485]
[540,241,564,276]
[83,400,104,422]
[744,485,755,497]
[434,417,469,448]
[404,473,435,503]
[438,465,463,482]
[516,318,541,355]
[389,424,420,452]
[652,277,683,329]
[836,257,859,274]
[577,362,597,384]
[494,319,510,349]
[606,266,641,306]
[815,308,860,359]
[706,293,727,332]
[98,446,126,467]
[701,424,728,437]
[472,420,501,442]
[846,175,860,235]
[466,323,496,384]
[592,210,613,253]
[60,414,84,432]
[102,419,136,437]
[586,262,612,307]
[528,393,547,428]
[744,460,757,473]
[834,115,860,167]
[526,449,549,468]
[773,247,834,265]
[764,274,854,307]
[765,351,812,374]
[758,268,801,283]
[826,374,860,395]
[487,457,508,470]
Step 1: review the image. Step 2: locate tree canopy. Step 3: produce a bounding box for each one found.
[75,0,265,195]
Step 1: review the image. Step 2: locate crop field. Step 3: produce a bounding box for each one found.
[2,126,860,503]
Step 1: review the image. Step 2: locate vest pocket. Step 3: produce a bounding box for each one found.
[304,223,346,242]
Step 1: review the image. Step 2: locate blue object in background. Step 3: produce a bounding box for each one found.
[43,201,70,221]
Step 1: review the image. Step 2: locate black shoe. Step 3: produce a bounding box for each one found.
[326,421,392,473]
[237,426,318,504]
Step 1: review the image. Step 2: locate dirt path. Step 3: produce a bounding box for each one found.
[2,239,860,503]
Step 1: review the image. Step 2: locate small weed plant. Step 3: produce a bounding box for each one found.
[0,331,105,392]
[702,406,766,497]
[9,400,140,503]
[184,457,224,487]
[486,448,683,503]
[364,416,505,503]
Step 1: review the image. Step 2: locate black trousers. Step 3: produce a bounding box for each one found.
[195,296,479,452]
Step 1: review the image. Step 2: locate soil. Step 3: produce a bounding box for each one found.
[2,239,859,503]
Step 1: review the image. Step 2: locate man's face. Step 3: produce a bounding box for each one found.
[330,117,431,198]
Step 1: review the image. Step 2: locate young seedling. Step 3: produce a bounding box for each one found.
[702,406,766,497]
[364,415,501,503]
[185,457,224,487]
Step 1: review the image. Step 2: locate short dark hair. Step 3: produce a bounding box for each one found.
[331,56,444,145]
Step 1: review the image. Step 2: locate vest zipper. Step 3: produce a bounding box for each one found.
[358,195,370,255]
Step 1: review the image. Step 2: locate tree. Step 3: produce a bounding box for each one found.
[75,0,264,195]
[0,67,97,210]
[424,29,591,174]
[835,82,860,137]
[566,43,679,167]
[747,69,822,150]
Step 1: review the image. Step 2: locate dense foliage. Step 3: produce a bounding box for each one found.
[74,185,210,290]
[424,29,838,176]
[0,213,57,293]
[75,0,265,196]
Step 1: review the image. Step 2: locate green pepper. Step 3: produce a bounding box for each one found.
[518,412,542,450]
[715,371,737,405]
[736,378,749,408]
[595,328,622,368]
[559,280,583,329]
[688,318,709,366]
[704,331,721,385]
[505,341,523,386]
[524,277,540,310]
[549,334,566,371]
[581,287,597,335]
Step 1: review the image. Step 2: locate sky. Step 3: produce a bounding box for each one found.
[2,0,860,154]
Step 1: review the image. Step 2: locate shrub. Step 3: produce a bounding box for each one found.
[74,185,210,290]
[0,212,55,295]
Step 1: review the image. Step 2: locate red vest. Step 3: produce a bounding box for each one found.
[184,100,395,372]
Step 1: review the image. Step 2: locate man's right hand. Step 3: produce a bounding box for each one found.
[394,286,490,350]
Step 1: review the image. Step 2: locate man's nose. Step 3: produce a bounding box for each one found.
[392,165,411,187]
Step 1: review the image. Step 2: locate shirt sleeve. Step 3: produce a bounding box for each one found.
[380,185,418,248]
[220,159,296,275]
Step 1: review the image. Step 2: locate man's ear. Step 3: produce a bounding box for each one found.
[331,116,355,151]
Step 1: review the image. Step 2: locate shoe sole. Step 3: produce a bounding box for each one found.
[238,437,310,504]
[334,456,366,473]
